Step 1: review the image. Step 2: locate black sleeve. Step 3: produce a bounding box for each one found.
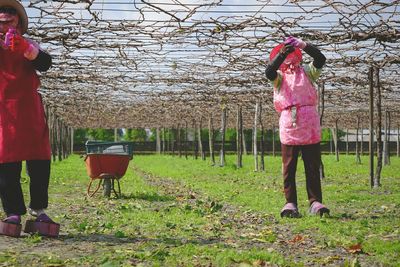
[303,44,326,69]
[32,50,52,72]
[265,44,294,81]
[265,53,286,81]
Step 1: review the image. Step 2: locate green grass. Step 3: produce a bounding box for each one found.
[0,154,399,266]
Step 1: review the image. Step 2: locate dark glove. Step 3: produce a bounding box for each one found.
[279,44,295,56]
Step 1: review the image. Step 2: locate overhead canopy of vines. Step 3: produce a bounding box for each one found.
[25,0,400,129]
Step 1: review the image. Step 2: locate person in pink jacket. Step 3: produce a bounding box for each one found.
[265,36,330,217]
[0,0,57,236]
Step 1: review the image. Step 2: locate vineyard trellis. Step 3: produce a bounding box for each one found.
[21,0,398,129]
[22,0,400,180]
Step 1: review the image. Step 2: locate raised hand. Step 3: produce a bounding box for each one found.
[284,36,306,49]
[9,33,30,53]
[280,43,295,56]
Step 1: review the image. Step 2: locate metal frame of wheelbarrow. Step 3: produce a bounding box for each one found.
[87,173,123,198]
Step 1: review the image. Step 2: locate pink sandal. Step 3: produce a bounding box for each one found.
[280,203,300,218]
[309,201,330,217]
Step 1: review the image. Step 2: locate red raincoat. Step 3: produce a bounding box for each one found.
[0,49,51,163]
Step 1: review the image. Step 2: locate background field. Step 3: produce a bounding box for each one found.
[0,154,399,266]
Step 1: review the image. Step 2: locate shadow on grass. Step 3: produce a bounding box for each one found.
[119,192,175,202]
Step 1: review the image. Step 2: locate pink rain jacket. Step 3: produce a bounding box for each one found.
[0,49,51,163]
[273,64,321,145]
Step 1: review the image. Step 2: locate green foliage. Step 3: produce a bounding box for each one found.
[321,128,346,142]
[73,128,88,145]
[86,128,119,141]
[124,128,147,141]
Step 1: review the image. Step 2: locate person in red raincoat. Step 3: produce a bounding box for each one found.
[0,0,56,229]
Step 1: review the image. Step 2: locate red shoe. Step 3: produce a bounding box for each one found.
[0,214,22,237]
[24,213,60,237]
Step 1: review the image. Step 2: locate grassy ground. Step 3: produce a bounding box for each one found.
[0,154,399,266]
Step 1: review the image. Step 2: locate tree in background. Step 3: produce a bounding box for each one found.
[320,128,345,144]
[87,129,117,141]
[74,128,88,145]
[125,129,147,141]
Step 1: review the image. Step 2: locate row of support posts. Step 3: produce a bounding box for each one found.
[45,105,73,162]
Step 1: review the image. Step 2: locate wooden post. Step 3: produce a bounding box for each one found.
[156,128,161,154]
[374,67,382,188]
[70,127,74,155]
[193,121,197,160]
[259,102,265,171]
[388,111,391,164]
[185,121,188,159]
[397,124,400,157]
[242,126,247,155]
[208,115,215,166]
[253,102,259,171]
[198,118,205,160]
[219,107,227,167]
[57,119,63,162]
[356,117,361,164]
[178,124,181,157]
[236,105,243,168]
[335,119,339,161]
[272,125,276,157]
[383,110,388,165]
[369,67,374,187]
[346,128,349,155]
[361,125,364,156]
[162,128,165,154]
[319,81,326,179]
[114,128,118,142]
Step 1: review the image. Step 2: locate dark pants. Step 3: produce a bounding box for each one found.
[0,160,50,216]
[281,143,322,206]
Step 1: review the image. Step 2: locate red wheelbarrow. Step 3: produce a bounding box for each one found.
[84,141,133,198]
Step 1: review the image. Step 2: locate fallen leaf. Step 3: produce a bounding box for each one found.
[289,234,304,244]
[347,243,363,254]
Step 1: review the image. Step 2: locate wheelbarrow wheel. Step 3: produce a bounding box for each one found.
[103,178,112,197]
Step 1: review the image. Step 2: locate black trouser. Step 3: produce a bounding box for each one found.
[0,160,50,216]
[281,143,322,206]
